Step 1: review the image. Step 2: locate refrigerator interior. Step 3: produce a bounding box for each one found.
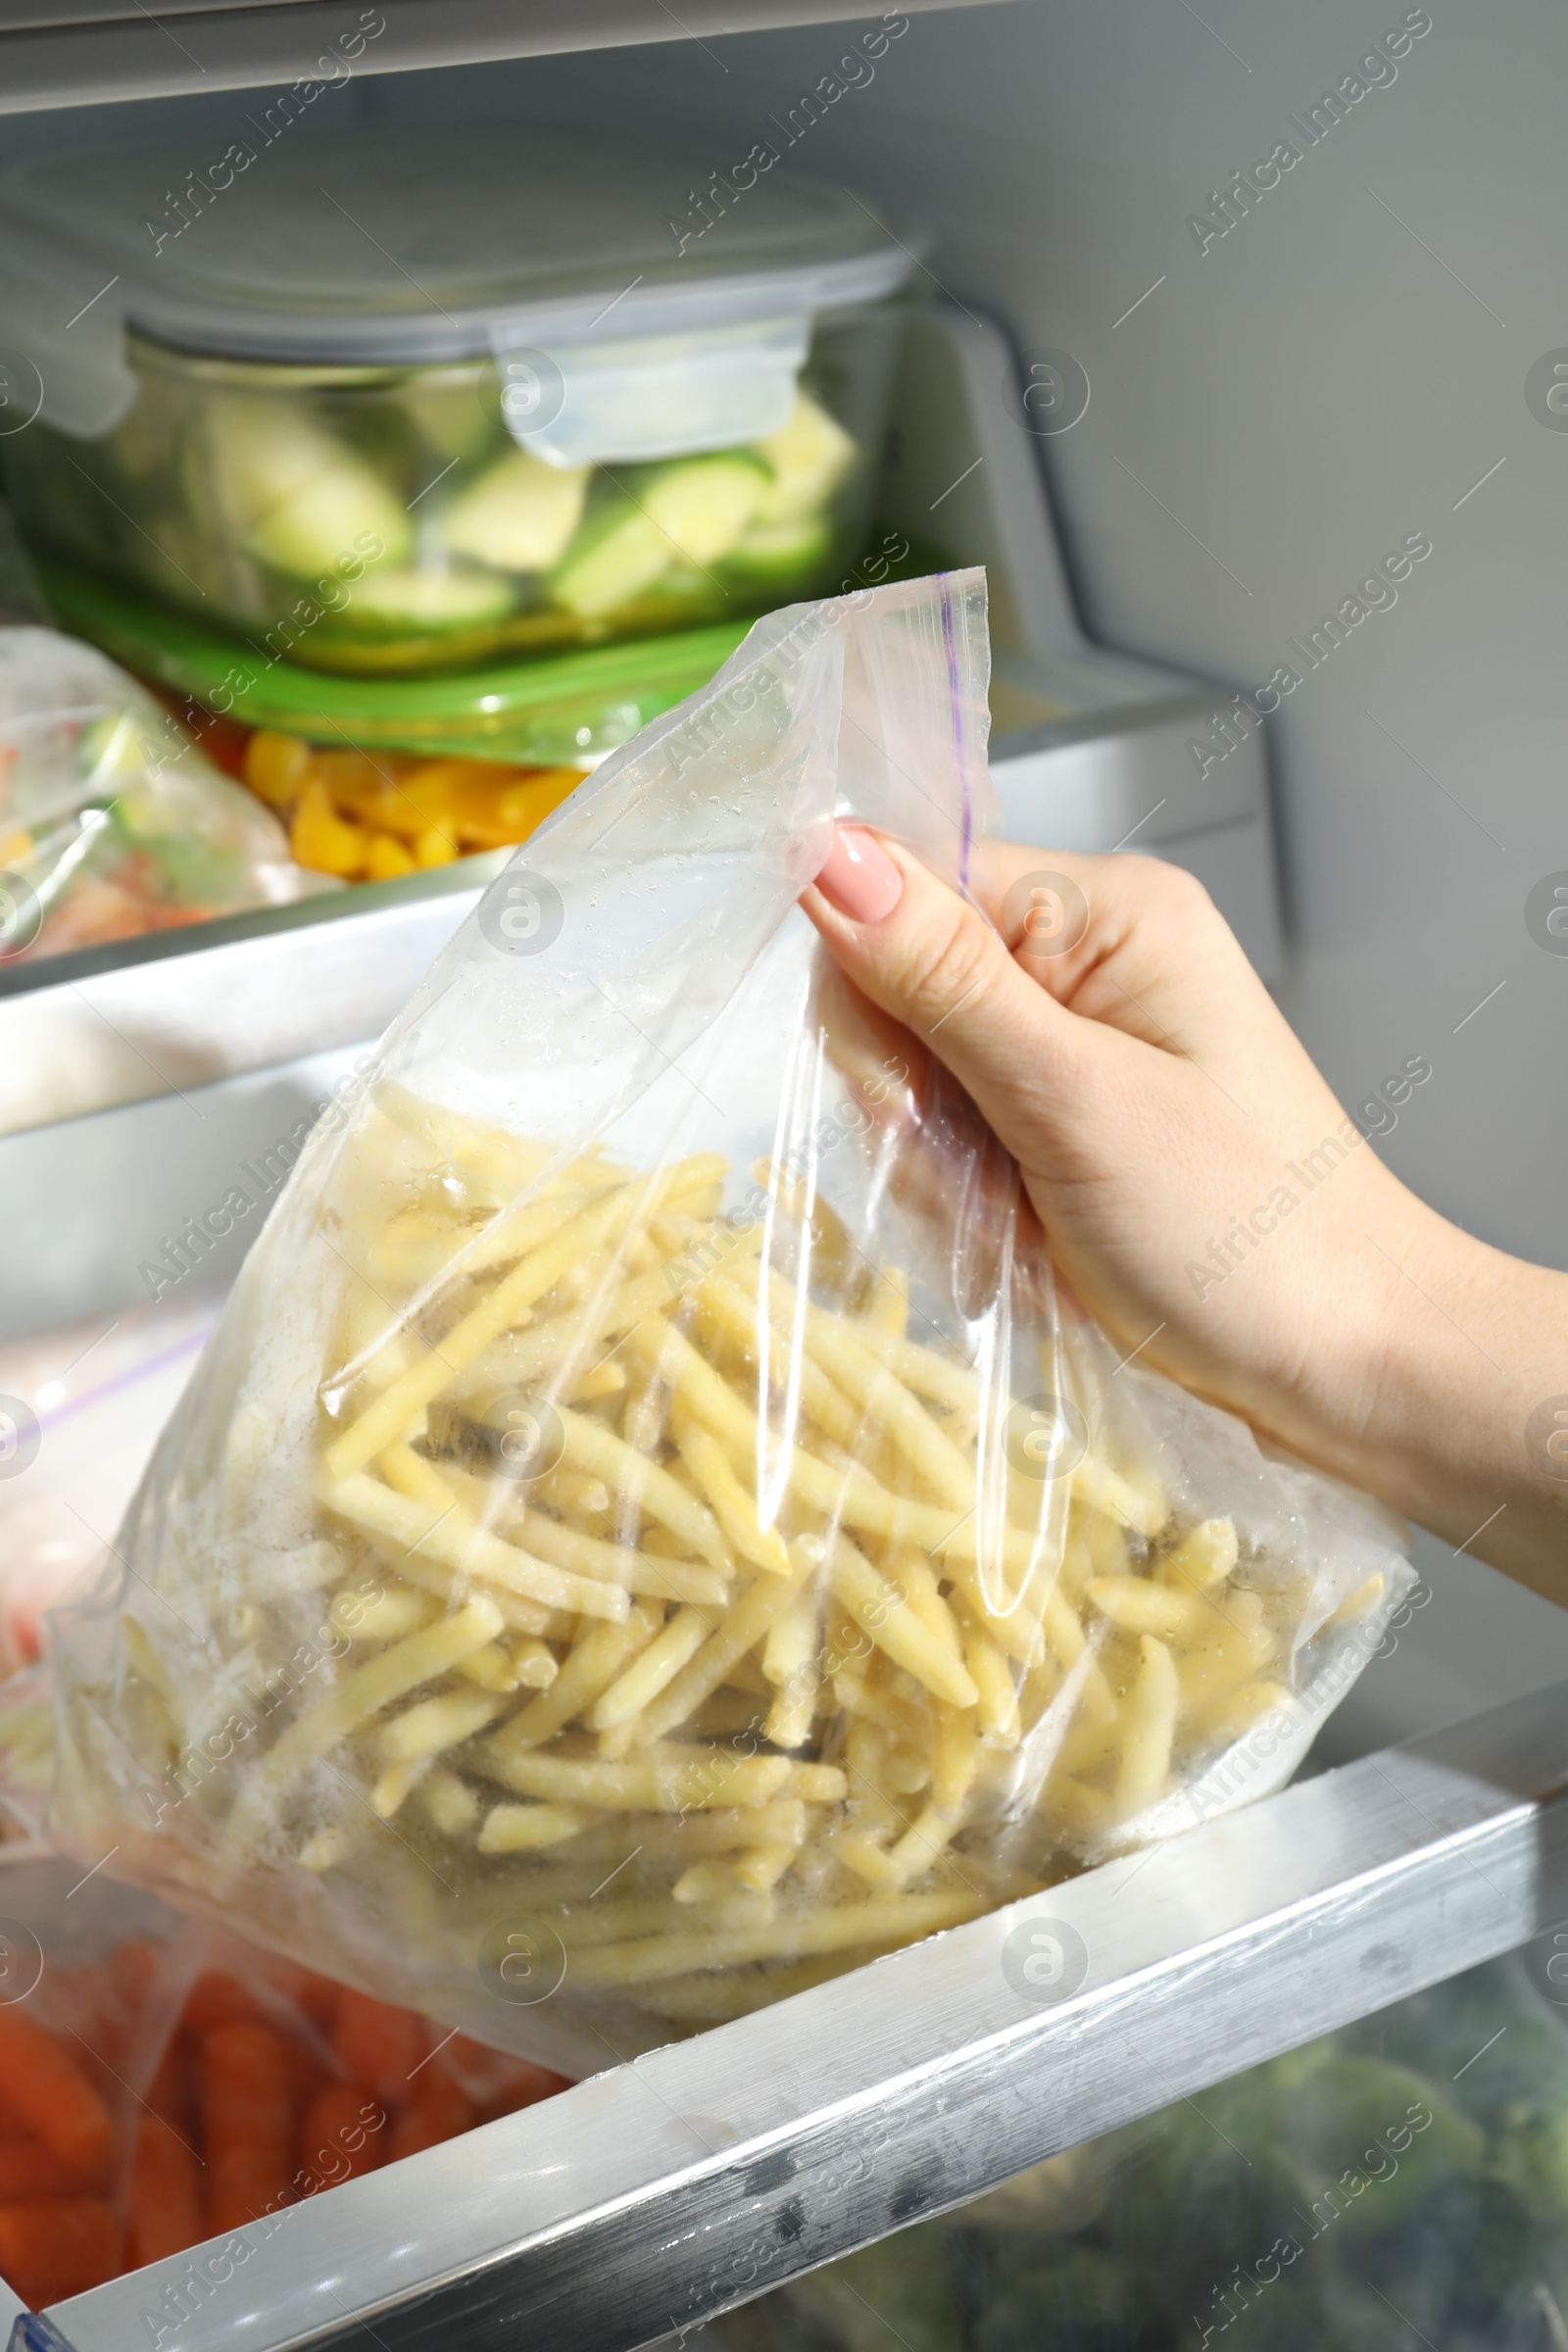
[1,0,1562,1759]
[0,7,1564,2344]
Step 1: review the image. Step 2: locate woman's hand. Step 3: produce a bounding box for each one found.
[803,825,1568,1600]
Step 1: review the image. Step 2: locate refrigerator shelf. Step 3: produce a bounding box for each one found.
[0,0,1004,118]
[36,1678,1568,2352]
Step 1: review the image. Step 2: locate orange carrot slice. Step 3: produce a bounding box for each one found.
[388,2062,477,2163]
[332,1990,421,2108]
[0,2010,114,2171]
[0,2140,109,2202]
[299,2081,386,2191]
[128,2115,203,2267]
[0,2197,120,2307]
[201,2023,292,2233]
[181,1969,268,2033]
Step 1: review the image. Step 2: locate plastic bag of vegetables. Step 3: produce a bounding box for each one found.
[725,1938,1568,2351]
[0,1847,564,2313]
[39,571,1412,2075]
[0,627,326,962]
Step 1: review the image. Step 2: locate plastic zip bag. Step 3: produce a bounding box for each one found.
[0,1847,564,2313]
[724,1940,1568,2351]
[39,572,1411,2074]
[0,627,328,963]
[0,1291,222,1686]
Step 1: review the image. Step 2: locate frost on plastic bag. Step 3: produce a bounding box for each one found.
[0,627,327,962]
[43,572,1411,2076]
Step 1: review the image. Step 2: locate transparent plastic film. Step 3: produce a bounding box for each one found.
[0,1848,564,2310]
[41,573,1412,2075]
[0,627,326,964]
[741,1943,1568,2352]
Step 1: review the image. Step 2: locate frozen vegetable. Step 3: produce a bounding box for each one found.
[753,393,858,523]
[127,2115,202,2266]
[398,371,497,466]
[551,455,772,615]
[0,627,324,961]
[438,447,591,572]
[202,394,412,579]
[736,1948,1568,2352]
[551,500,679,617]
[202,2020,294,2232]
[640,453,772,561]
[0,2006,113,2170]
[0,2202,119,2312]
[235,728,585,881]
[0,1886,567,2313]
[723,516,836,594]
[337,564,518,637]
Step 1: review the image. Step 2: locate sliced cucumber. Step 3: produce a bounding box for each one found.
[639,452,769,564]
[330,564,516,637]
[551,503,673,617]
[721,514,834,592]
[753,393,858,525]
[203,392,413,577]
[438,447,590,572]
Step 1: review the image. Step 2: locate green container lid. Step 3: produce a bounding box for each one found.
[39,560,752,764]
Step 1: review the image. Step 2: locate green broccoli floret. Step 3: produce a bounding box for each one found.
[973,2245,1129,2352]
[1280,2054,1485,2244]
[787,2232,961,2352]
[1488,2098,1568,2224]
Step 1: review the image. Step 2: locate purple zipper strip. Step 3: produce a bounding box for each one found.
[32,1322,213,1441]
[938,577,973,895]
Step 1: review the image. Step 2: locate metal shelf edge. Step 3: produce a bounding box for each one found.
[0,0,1007,114]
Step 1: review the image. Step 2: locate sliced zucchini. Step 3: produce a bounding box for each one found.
[639,452,769,564]
[331,564,516,637]
[248,473,414,581]
[551,503,673,618]
[552,454,771,617]
[721,514,834,592]
[752,393,858,525]
[438,447,590,572]
[204,394,335,513]
[203,392,413,577]
[398,372,498,466]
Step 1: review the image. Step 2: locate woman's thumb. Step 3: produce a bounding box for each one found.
[803,827,1086,1159]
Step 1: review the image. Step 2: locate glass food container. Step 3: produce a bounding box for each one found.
[0,122,911,677]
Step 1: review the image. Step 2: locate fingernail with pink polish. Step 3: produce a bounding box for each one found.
[814,826,903,924]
